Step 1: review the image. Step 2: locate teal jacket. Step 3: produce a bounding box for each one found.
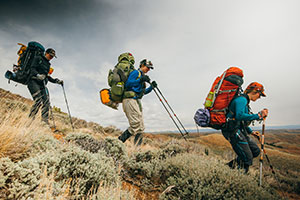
[227,94,260,133]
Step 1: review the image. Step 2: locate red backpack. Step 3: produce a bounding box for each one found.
[204,67,244,129]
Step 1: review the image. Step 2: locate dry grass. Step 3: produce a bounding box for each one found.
[0,98,52,161]
[34,166,70,200]
[124,135,160,157]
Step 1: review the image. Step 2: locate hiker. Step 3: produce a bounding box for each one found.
[27,48,63,124]
[118,59,157,145]
[222,82,268,173]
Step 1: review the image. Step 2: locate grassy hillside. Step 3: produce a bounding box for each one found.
[0,88,299,199]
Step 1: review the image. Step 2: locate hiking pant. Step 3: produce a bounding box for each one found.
[222,129,260,166]
[27,80,50,123]
[122,98,144,136]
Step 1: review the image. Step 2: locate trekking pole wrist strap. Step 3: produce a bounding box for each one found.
[258,111,263,120]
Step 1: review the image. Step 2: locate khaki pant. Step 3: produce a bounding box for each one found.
[122,98,145,135]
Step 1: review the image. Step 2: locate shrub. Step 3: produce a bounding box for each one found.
[29,134,61,155]
[123,143,187,189]
[56,145,119,196]
[123,150,281,200]
[0,158,15,198]
[65,133,127,164]
[0,142,119,199]
[0,157,42,199]
[102,137,127,163]
[159,154,281,200]
[125,150,161,180]
[159,142,187,159]
[65,132,105,153]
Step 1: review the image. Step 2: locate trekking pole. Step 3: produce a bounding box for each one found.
[195,122,200,134]
[61,84,74,131]
[259,118,265,187]
[252,131,276,176]
[155,86,189,136]
[153,88,187,141]
[254,121,288,199]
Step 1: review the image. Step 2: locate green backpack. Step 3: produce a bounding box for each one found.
[107,52,136,103]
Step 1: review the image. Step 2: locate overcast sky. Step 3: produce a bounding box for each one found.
[1,0,300,132]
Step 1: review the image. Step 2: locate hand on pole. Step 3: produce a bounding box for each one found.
[140,75,150,83]
[258,108,268,120]
[251,131,260,141]
[151,81,158,88]
[36,74,46,81]
[55,78,64,86]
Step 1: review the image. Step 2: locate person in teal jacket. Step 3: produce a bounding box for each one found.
[222,82,268,173]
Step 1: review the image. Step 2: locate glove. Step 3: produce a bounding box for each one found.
[36,74,46,81]
[55,78,64,85]
[251,131,261,142]
[151,81,157,88]
[251,131,260,136]
[140,75,150,83]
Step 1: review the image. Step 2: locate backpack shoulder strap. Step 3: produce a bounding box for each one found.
[227,87,243,116]
[137,70,141,79]
[240,93,250,105]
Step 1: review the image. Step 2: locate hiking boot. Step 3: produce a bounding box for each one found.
[41,120,50,127]
[226,159,238,169]
[134,133,143,146]
[118,129,132,143]
[50,125,59,133]
[243,164,250,174]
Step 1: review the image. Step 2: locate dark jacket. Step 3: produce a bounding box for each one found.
[29,55,56,85]
[30,55,51,77]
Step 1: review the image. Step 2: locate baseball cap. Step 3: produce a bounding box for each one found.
[246,82,266,97]
[46,48,57,58]
[140,59,153,69]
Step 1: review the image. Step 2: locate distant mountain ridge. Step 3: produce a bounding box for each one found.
[153,125,300,134]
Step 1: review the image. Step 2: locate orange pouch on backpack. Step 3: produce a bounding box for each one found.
[100,89,111,104]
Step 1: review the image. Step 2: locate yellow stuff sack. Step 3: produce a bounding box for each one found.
[17,43,27,66]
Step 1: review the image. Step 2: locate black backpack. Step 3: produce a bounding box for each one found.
[4,41,45,85]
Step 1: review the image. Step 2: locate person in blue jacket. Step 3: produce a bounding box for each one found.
[222,82,268,173]
[118,59,157,145]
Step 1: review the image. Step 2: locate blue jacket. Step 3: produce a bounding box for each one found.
[125,69,153,99]
[227,95,260,133]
